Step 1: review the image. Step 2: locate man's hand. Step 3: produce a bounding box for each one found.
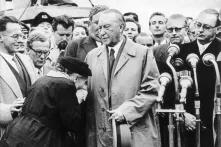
[107,109,125,123]
[10,97,25,113]
[184,112,196,131]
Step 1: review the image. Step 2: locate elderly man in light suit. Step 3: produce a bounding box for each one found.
[0,16,36,138]
[85,9,160,147]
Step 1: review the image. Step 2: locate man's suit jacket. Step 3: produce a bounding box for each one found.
[65,36,97,61]
[153,44,170,73]
[176,38,221,147]
[85,38,160,147]
[0,53,37,137]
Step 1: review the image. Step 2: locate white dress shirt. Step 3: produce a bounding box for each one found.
[108,38,124,58]
[197,40,212,55]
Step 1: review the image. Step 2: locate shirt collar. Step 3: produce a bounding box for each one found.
[197,40,212,55]
[96,41,102,47]
[108,38,124,58]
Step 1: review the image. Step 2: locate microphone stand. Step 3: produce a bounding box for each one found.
[186,53,200,147]
[203,53,221,147]
[166,56,180,147]
[193,64,201,147]
[215,60,221,147]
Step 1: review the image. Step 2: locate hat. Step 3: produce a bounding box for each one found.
[32,12,53,27]
[59,56,92,77]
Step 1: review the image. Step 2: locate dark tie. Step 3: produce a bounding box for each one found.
[109,48,115,74]
[13,56,24,79]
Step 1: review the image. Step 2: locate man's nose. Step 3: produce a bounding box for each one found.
[198,25,204,32]
[172,29,177,35]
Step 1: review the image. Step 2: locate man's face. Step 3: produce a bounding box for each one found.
[195,12,217,44]
[54,24,73,45]
[166,18,186,45]
[88,12,102,41]
[0,23,23,55]
[37,22,53,37]
[124,21,139,40]
[149,15,166,36]
[28,41,50,69]
[98,13,123,47]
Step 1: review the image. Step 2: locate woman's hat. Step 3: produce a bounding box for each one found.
[59,56,92,77]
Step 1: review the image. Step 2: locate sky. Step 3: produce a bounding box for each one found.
[74,0,221,33]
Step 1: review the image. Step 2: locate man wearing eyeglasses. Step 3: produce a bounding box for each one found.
[0,16,37,139]
[152,13,189,147]
[153,14,188,73]
[27,31,51,79]
[176,9,221,147]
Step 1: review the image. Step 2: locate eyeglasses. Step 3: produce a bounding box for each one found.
[195,21,215,31]
[30,48,50,57]
[167,27,185,33]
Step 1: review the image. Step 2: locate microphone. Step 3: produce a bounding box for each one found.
[202,53,216,66]
[186,53,199,68]
[171,58,184,70]
[179,75,193,103]
[167,44,180,57]
[157,72,172,103]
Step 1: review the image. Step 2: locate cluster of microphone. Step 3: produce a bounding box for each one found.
[156,44,221,147]
[157,44,220,107]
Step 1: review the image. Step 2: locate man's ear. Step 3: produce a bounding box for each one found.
[120,24,125,33]
[215,26,221,35]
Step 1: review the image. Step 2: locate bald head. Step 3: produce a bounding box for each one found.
[100,9,126,28]
[166,14,187,44]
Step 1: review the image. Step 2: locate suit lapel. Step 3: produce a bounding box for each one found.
[114,39,136,76]
[16,53,36,83]
[0,55,22,98]
[201,38,221,58]
[97,46,108,82]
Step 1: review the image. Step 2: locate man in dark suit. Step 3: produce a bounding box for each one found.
[0,16,37,138]
[177,9,221,147]
[65,5,108,61]
[153,13,188,73]
[152,14,189,147]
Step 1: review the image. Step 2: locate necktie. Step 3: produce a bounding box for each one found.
[109,48,115,74]
[13,56,24,79]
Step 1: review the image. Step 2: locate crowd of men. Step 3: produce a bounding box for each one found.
[0,4,221,147]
